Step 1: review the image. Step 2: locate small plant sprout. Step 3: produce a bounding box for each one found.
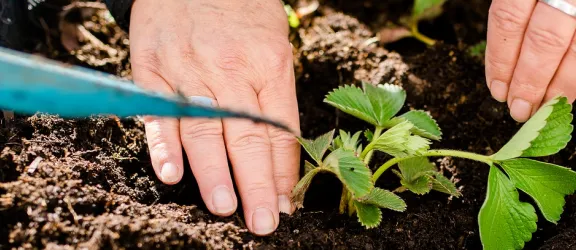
[467,40,487,61]
[379,0,446,46]
[290,82,576,250]
[283,3,300,28]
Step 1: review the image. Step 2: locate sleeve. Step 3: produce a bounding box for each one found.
[104,0,134,32]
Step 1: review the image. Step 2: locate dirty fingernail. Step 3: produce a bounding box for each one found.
[252,207,276,235]
[160,162,180,184]
[490,80,508,102]
[278,195,293,214]
[211,185,236,215]
[510,98,533,122]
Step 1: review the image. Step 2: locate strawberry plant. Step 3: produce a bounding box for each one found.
[291,82,576,250]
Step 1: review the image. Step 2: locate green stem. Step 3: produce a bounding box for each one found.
[411,23,436,46]
[362,126,383,164]
[372,149,493,182]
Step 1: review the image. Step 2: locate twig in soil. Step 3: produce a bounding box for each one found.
[72,149,101,156]
[359,37,380,50]
[26,156,43,174]
[65,195,80,225]
[78,225,104,250]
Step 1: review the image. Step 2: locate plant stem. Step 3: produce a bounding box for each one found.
[411,23,436,46]
[362,126,383,164]
[372,149,493,182]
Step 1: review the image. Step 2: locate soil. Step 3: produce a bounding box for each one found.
[2,0,575,249]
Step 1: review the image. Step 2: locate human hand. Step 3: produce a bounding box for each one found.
[128,0,300,235]
[485,0,576,122]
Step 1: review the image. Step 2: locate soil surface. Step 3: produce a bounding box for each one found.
[2,0,575,249]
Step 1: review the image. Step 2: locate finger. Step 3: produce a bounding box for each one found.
[544,34,576,103]
[485,0,537,102]
[179,84,238,217]
[258,49,301,215]
[131,62,183,185]
[216,85,279,236]
[507,0,576,122]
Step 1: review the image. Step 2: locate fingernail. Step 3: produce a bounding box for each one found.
[490,80,508,102]
[278,195,293,214]
[160,162,180,183]
[211,185,236,215]
[510,98,533,122]
[252,207,276,235]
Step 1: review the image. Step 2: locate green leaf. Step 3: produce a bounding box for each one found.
[297,130,335,165]
[324,85,378,125]
[338,130,362,152]
[397,157,436,181]
[363,82,406,124]
[324,148,373,198]
[499,158,576,223]
[383,110,442,140]
[412,0,446,22]
[394,170,433,195]
[372,121,431,157]
[478,165,537,250]
[353,201,382,229]
[324,83,407,127]
[401,110,442,140]
[304,160,316,174]
[357,188,407,212]
[430,172,461,197]
[492,96,573,161]
[364,130,374,141]
[406,135,431,155]
[291,168,326,209]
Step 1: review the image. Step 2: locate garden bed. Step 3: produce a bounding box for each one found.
[1,0,576,249]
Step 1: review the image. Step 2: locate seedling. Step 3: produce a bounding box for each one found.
[379,0,446,46]
[291,82,576,250]
[468,40,487,62]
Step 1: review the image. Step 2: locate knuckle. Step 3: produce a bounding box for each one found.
[485,53,513,74]
[196,163,228,178]
[132,50,163,73]
[274,170,299,188]
[215,48,250,72]
[148,139,171,161]
[489,5,527,34]
[511,79,545,98]
[525,27,569,53]
[269,129,299,150]
[568,39,576,58]
[181,121,223,141]
[244,181,274,197]
[228,131,271,153]
[266,47,292,75]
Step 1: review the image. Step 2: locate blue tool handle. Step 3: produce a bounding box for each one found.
[0,47,289,130]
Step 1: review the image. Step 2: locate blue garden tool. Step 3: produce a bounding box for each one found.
[0,47,289,130]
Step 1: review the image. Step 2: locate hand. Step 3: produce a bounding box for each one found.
[485,0,576,122]
[128,0,301,235]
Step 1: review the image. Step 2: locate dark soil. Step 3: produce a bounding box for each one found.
[2,0,575,249]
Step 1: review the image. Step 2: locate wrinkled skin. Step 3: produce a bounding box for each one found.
[129,0,300,236]
[485,0,576,122]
